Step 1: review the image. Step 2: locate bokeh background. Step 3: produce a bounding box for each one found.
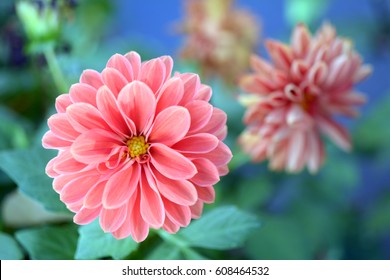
[1,0,390,260]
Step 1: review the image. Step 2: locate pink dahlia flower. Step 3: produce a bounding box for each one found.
[239,23,372,173]
[42,51,232,242]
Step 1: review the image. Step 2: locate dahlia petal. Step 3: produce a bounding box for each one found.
[265,40,293,71]
[162,216,180,234]
[291,23,311,58]
[178,73,201,105]
[197,84,212,102]
[48,113,79,141]
[185,100,213,133]
[102,162,140,209]
[171,133,218,153]
[196,185,215,203]
[42,131,72,150]
[102,67,128,96]
[155,77,184,113]
[67,201,83,213]
[190,200,203,219]
[149,106,190,146]
[53,173,79,193]
[353,64,372,83]
[286,104,312,128]
[71,129,122,164]
[307,131,324,174]
[149,143,197,180]
[164,200,191,227]
[130,194,149,242]
[216,126,228,141]
[265,107,286,124]
[284,84,303,102]
[317,116,351,151]
[84,181,106,209]
[139,58,166,92]
[45,157,59,178]
[217,165,229,176]
[143,163,159,192]
[118,81,156,134]
[199,108,227,135]
[324,54,350,88]
[269,142,288,171]
[290,60,309,82]
[55,94,72,113]
[80,69,104,89]
[286,131,306,173]
[152,166,197,206]
[337,91,367,105]
[66,103,109,133]
[160,56,173,81]
[106,53,134,81]
[53,150,86,173]
[60,171,101,204]
[100,203,128,232]
[97,86,133,136]
[140,171,165,228]
[307,61,328,85]
[111,193,138,239]
[201,141,233,167]
[69,83,97,107]
[250,54,273,76]
[190,159,220,186]
[124,51,141,79]
[74,206,101,225]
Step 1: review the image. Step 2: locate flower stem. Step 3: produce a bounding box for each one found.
[43,47,68,93]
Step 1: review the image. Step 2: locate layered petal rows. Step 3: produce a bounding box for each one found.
[42,51,232,242]
[239,23,372,173]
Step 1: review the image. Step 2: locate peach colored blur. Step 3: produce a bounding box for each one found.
[180,0,259,84]
[239,23,372,173]
[42,52,232,242]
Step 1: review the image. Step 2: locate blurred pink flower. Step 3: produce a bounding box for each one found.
[42,51,232,242]
[239,23,372,173]
[179,0,260,84]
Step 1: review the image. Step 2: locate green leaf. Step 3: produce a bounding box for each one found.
[76,220,138,260]
[354,95,390,155]
[15,224,78,259]
[0,233,24,260]
[0,146,67,213]
[0,106,32,150]
[364,194,390,237]
[245,216,310,259]
[181,247,208,260]
[178,206,260,250]
[285,0,329,26]
[146,242,182,260]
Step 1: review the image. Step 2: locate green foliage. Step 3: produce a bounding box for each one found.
[178,206,260,250]
[76,220,139,260]
[146,242,183,260]
[0,106,31,150]
[354,96,390,156]
[15,224,78,259]
[16,0,60,53]
[0,233,24,260]
[246,216,311,259]
[285,0,329,26]
[364,193,390,237]
[0,146,68,213]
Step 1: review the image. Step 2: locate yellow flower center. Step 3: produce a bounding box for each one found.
[126,136,149,158]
